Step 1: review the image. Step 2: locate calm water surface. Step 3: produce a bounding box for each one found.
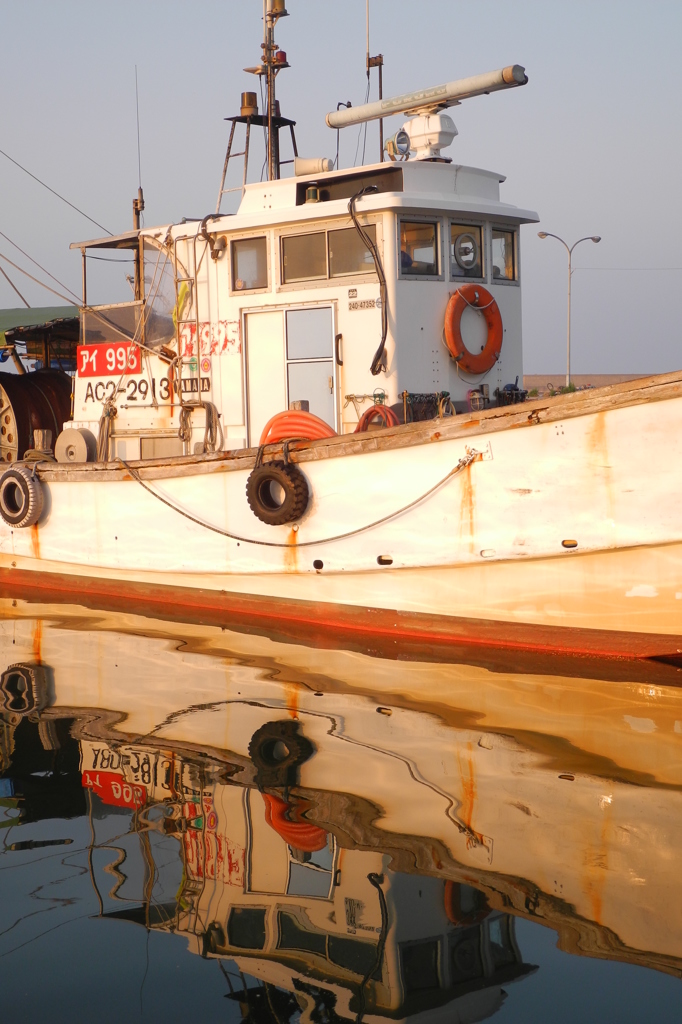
[1,601,681,1021]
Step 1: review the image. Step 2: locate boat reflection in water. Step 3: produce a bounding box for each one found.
[2,595,682,1019]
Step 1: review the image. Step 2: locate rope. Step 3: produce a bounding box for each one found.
[115,449,480,548]
[201,401,223,454]
[455,287,497,312]
[97,400,117,462]
[178,407,192,445]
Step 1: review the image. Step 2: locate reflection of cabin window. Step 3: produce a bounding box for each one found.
[328,935,380,978]
[400,939,441,993]
[232,237,268,291]
[328,226,376,277]
[277,912,378,977]
[450,224,483,279]
[281,232,327,283]
[227,906,266,949]
[488,915,517,969]
[278,912,327,956]
[492,229,516,281]
[450,926,484,982]
[400,221,439,276]
[286,834,335,899]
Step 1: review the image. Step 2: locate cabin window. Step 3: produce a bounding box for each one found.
[450,224,483,279]
[143,239,176,347]
[328,225,376,277]
[231,236,268,291]
[281,232,327,283]
[492,228,516,281]
[400,221,439,276]
[285,307,336,430]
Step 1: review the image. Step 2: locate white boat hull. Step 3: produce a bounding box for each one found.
[2,373,682,656]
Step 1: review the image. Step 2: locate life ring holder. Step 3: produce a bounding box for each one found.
[444,284,503,376]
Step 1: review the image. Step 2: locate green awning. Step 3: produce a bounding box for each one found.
[0,306,79,348]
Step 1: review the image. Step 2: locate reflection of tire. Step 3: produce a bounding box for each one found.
[0,465,43,527]
[202,922,225,957]
[0,663,47,715]
[246,460,309,526]
[249,720,314,788]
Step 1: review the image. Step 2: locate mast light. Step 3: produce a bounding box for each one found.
[326,65,527,129]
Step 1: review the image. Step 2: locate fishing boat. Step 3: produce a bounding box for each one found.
[0,1,680,660]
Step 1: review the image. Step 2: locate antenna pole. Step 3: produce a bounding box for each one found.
[135,66,142,189]
[133,66,144,300]
[265,1,281,180]
[366,1,384,161]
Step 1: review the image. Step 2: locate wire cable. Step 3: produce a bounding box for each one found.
[0,264,29,307]
[0,146,112,235]
[0,230,81,304]
[114,448,479,547]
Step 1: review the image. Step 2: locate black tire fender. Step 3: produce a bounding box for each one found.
[0,465,43,528]
[246,460,309,526]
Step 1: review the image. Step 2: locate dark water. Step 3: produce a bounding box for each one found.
[1,602,681,1021]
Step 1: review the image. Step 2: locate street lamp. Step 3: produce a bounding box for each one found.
[538,231,601,388]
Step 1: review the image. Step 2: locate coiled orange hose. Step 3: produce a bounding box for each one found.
[259,410,337,445]
[354,404,400,432]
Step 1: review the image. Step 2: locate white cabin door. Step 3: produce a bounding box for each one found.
[245,310,286,446]
[285,307,336,430]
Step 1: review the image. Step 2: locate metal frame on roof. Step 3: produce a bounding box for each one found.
[69,229,140,251]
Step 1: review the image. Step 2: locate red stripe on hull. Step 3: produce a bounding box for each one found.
[0,566,681,685]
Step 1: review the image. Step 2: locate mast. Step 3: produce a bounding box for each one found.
[263,0,289,180]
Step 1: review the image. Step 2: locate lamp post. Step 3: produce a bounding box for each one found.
[538,232,601,388]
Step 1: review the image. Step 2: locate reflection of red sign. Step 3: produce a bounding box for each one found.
[182,797,244,885]
[81,770,146,809]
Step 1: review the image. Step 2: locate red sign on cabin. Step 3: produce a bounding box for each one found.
[77,343,141,377]
[82,770,147,809]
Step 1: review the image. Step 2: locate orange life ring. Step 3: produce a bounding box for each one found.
[262,793,328,853]
[444,285,503,375]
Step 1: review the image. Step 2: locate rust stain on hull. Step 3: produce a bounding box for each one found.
[458,465,476,554]
[285,683,300,719]
[284,527,299,572]
[457,742,477,832]
[30,523,40,561]
[588,412,614,523]
[31,618,43,665]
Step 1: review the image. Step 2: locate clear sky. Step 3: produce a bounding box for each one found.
[1,0,680,373]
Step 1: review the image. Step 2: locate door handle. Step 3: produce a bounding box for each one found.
[335,333,343,366]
